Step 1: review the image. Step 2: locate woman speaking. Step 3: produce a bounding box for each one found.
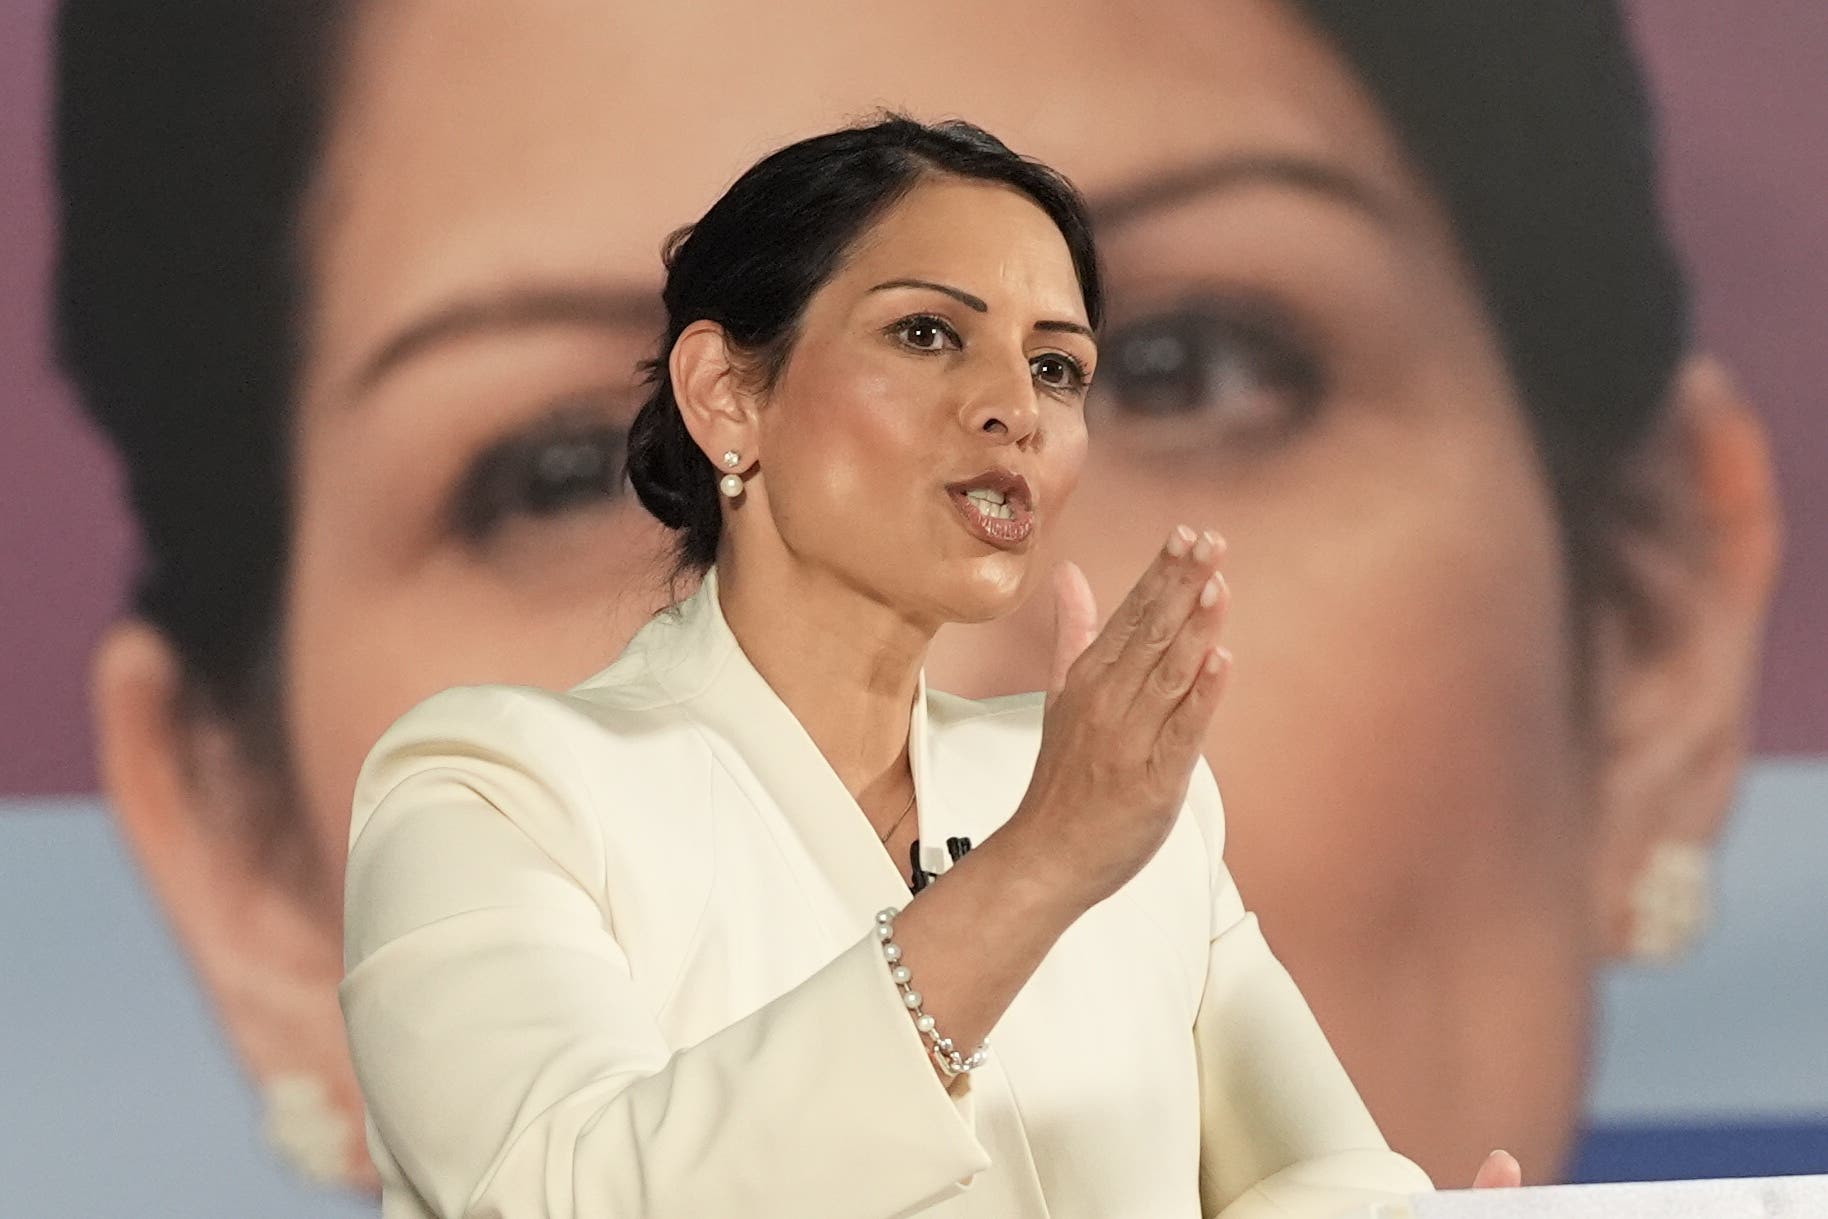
[341,117,1483,1218]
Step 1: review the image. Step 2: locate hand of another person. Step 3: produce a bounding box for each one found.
[1012,526,1232,909]
[1471,1149,1523,1188]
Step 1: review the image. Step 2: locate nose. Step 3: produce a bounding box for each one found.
[957,354,1040,447]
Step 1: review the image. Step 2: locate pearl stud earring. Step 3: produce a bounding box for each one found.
[719,450,745,498]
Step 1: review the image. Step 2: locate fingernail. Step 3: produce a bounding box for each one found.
[1199,573,1223,608]
[1192,533,1214,564]
[1166,525,1195,558]
[1203,646,1229,676]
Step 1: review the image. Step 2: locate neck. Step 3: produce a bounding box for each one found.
[715,548,930,812]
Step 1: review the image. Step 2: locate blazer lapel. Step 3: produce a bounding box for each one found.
[640,570,920,933]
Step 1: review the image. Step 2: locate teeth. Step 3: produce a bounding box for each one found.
[959,485,1021,522]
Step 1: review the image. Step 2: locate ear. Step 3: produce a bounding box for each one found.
[669,318,762,473]
[1588,356,1782,959]
[91,620,376,1188]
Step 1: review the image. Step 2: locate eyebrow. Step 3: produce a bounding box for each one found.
[1089,152,1391,230]
[869,278,988,312]
[350,283,658,399]
[868,278,1094,340]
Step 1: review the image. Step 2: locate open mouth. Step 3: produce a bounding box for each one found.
[945,470,1036,548]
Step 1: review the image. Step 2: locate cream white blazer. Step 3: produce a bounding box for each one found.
[342,569,1431,1218]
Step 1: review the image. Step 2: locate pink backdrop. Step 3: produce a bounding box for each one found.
[3,0,1824,795]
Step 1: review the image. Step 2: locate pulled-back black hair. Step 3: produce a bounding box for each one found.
[625,115,1104,573]
[1290,0,1688,632]
[54,0,349,716]
[54,0,1689,731]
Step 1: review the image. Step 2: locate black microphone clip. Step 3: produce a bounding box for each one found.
[909,839,936,893]
[908,836,973,893]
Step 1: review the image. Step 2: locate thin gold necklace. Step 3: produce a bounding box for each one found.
[876,785,918,843]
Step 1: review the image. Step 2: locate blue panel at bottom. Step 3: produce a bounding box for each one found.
[1572,1121,1828,1182]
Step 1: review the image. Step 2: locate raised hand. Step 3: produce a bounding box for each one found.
[1016,525,1232,908]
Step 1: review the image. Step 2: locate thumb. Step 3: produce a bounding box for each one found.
[1048,560,1099,701]
[1471,1150,1521,1189]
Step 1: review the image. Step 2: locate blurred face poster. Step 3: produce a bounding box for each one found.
[3,0,1822,1211]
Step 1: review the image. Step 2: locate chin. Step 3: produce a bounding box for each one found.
[927,551,1032,625]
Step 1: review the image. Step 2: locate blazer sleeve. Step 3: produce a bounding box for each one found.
[341,685,989,1219]
[1186,760,1434,1219]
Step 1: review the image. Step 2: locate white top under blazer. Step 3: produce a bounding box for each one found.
[342,568,1433,1218]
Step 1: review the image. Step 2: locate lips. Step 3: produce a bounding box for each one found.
[945,468,1037,548]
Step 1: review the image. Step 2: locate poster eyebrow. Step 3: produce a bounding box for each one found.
[1089,152,1391,230]
[351,283,657,401]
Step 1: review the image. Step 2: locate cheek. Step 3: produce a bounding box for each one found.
[281,467,676,882]
[1213,498,1586,917]
[1044,409,1090,505]
[1078,434,1593,923]
[763,360,942,532]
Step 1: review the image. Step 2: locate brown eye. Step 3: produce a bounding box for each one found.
[1031,352,1089,392]
[890,314,962,353]
[450,407,630,542]
[1096,300,1323,437]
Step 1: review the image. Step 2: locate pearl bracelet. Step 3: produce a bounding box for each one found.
[875,906,990,1078]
